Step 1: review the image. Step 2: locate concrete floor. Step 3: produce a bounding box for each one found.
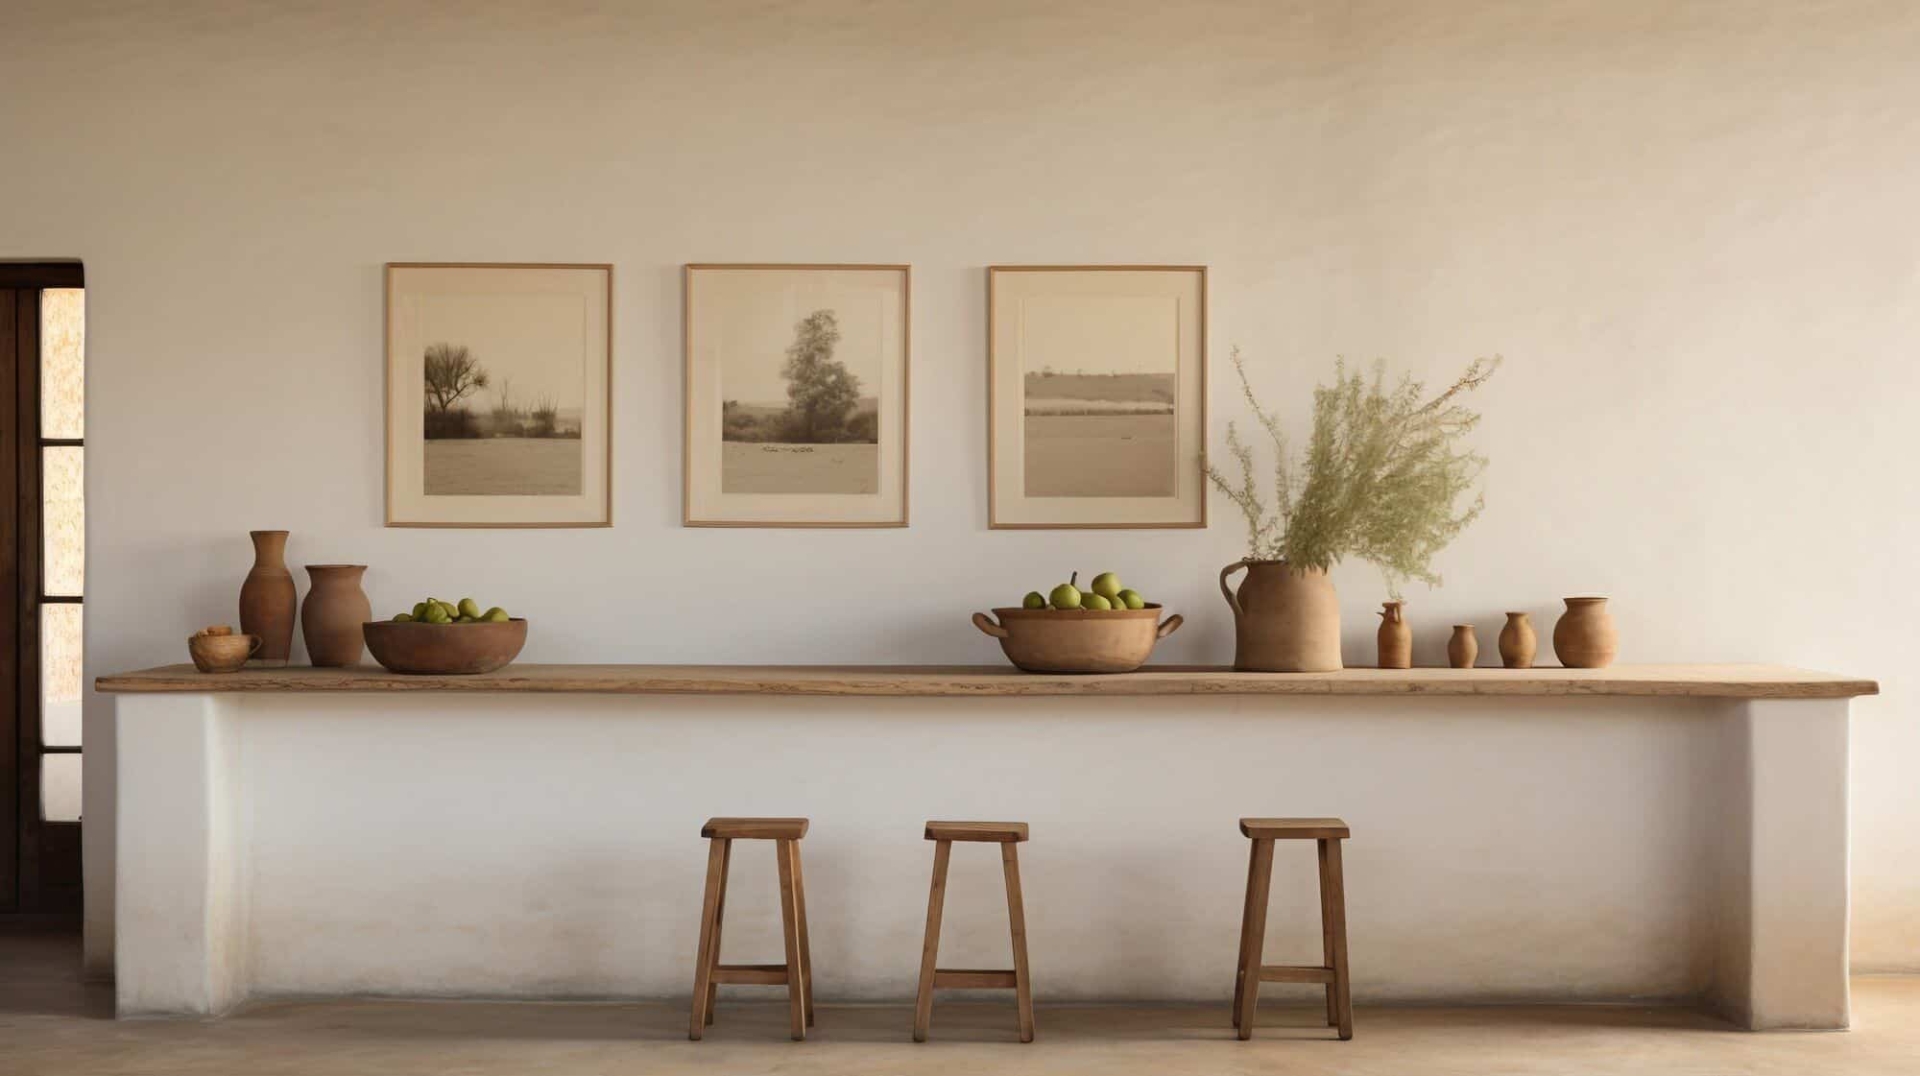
[6,927,1918,1075]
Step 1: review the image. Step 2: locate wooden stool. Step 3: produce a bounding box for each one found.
[688,817,814,1041]
[1232,817,1352,1041]
[912,821,1035,1043]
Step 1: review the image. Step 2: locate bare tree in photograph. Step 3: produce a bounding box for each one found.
[782,310,863,443]
[423,343,491,440]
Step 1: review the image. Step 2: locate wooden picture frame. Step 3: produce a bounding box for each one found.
[683,263,910,528]
[988,265,1207,529]
[385,263,612,528]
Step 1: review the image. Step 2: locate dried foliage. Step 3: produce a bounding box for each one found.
[1205,348,1500,598]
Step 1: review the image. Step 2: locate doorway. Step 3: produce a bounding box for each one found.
[0,263,85,916]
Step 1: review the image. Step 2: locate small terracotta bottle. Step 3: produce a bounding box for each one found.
[1447,625,1478,669]
[1498,612,1537,669]
[1376,601,1412,669]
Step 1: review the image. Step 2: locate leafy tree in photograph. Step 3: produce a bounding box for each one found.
[780,309,862,443]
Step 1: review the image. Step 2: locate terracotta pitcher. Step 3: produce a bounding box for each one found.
[1552,596,1618,668]
[302,564,371,667]
[1219,559,1342,672]
[238,530,298,666]
[1376,601,1411,669]
[1498,611,1537,669]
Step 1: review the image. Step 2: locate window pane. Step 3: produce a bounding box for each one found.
[42,754,81,822]
[40,288,84,439]
[42,603,82,747]
[43,447,83,596]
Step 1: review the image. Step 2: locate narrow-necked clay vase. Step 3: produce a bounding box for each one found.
[1376,601,1411,669]
[1219,559,1342,672]
[238,530,298,666]
[302,564,371,667]
[1447,625,1478,668]
[1552,597,1618,668]
[1498,611,1537,669]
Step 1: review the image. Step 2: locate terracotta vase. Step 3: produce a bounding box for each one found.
[1552,597,1618,669]
[1498,612,1537,669]
[1376,601,1411,670]
[238,530,298,666]
[302,564,371,667]
[1447,624,1478,669]
[1219,559,1342,672]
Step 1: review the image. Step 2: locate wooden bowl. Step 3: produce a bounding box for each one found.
[362,619,528,675]
[188,633,261,673]
[972,605,1183,674]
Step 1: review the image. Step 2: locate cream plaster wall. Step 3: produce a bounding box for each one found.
[0,0,1913,977]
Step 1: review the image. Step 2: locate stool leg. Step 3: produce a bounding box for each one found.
[688,837,728,1040]
[1001,843,1036,1043]
[775,838,807,1041]
[705,838,732,1025]
[1319,837,1353,1040]
[1232,836,1260,1029]
[1235,838,1275,1041]
[912,839,952,1042]
[791,839,816,1027]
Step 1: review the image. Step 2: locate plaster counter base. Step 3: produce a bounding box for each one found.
[104,667,1864,1029]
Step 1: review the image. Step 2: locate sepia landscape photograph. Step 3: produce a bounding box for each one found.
[416,292,586,497]
[1019,293,1179,498]
[719,306,883,496]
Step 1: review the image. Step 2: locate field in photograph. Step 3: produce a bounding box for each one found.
[722,442,879,494]
[1023,371,1175,409]
[425,439,583,496]
[1024,413,1176,497]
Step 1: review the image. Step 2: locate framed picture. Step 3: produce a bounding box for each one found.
[684,264,910,527]
[385,263,612,527]
[988,265,1207,528]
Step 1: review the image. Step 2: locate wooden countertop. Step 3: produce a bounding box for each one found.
[95,663,1879,699]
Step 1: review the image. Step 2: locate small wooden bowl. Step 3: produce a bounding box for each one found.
[362,619,528,675]
[972,605,1183,674]
[188,633,260,673]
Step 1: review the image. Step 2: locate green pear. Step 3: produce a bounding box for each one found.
[457,597,481,619]
[411,601,429,620]
[1084,593,1113,611]
[483,607,510,623]
[1118,589,1145,610]
[1022,591,1046,610]
[393,612,414,622]
[1049,582,1083,610]
[1090,572,1123,600]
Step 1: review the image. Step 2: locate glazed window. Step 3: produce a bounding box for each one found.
[39,287,84,821]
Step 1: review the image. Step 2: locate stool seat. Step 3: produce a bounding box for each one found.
[1239,817,1349,840]
[703,817,810,840]
[925,820,1029,843]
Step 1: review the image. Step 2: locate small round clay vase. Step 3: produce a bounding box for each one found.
[1219,559,1342,672]
[1552,597,1618,668]
[1376,601,1411,670]
[302,564,371,667]
[1498,612,1537,669]
[1447,625,1478,668]
[238,530,298,667]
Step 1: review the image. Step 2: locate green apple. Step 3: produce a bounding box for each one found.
[1089,572,1123,601]
[1084,593,1113,611]
[1022,591,1046,610]
[457,597,482,619]
[1117,589,1145,609]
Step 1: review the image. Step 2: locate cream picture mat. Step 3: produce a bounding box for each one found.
[386,263,611,527]
[989,266,1206,528]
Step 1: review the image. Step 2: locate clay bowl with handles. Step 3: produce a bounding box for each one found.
[362,619,528,675]
[972,605,1183,674]
[188,633,261,673]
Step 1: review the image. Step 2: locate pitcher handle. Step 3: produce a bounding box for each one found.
[1218,559,1250,619]
[971,612,1010,639]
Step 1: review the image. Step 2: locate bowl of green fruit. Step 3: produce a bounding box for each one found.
[362,597,526,675]
[972,572,1182,674]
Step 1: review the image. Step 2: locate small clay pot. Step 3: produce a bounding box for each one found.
[1498,612,1537,669]
[189,633,261,674]
[1552,597,1618,669]
[1447,625,1478,669]
[302,565,371,667]
[1376,601,1411,670]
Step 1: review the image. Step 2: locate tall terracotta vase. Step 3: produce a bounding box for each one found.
[1219,559,1342,672]
[1498,612,1537,669]
[1376,601,1411,669]
[238,530,298,666]
[1552,597,1618,668]
[302,564,371,667]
